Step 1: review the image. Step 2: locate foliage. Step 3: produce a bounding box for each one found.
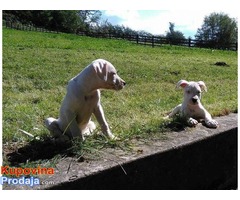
[94,21,138,36]
[77,10,102,32]
[3,11,237,50]
[3,10,101,33]
[2,10,152,37]
[195,12,238,49]
[166,22,186,45]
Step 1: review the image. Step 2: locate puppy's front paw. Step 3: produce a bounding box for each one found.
[205,119,218,128]
[103,130,120,141]
[187,118,198,127]
[109,134,120,141]
[163,115,170,120]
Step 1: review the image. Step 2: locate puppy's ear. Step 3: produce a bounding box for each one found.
[176,80,189,89]
[198,81,207,92]
[93,61,108,81]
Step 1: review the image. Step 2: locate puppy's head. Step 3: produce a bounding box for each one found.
[176,80,207,106]
[93,59,126,90]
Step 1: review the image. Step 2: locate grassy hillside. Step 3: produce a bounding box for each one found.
[2,28,238,145]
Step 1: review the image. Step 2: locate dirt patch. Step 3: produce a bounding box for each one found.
[214,62,229,67]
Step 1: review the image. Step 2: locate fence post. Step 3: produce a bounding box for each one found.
[136,34,139,44]
[152,36,154,48]
[236,42,238,51]
[188,38,191,47]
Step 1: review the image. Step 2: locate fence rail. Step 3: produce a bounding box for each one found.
[78,31,237,51]
[3,20,238,51]
[3,20,60,34]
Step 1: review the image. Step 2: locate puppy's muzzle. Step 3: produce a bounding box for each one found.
[117,80,126,90]
[192,96,198,104]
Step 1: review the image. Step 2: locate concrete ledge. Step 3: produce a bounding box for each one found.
[3,113,237,190]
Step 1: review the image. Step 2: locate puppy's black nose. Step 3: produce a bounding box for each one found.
[192,97,198,103]
[123,81,126,86]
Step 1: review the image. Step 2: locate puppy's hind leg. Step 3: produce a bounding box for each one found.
[45,117,63,138]
[81,120,97,136]
[165,104,182,119]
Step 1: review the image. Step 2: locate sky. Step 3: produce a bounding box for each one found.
[101,10,238,38]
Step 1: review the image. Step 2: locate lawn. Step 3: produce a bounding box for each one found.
[2,28,238,160]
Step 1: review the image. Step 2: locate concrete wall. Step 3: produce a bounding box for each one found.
[3,114,237,190]
[49,114,237,190]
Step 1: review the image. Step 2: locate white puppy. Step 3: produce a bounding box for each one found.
[166,80,218,128]
[45,59,126,141]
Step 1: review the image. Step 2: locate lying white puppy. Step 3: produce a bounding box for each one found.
[45,59,126,141]
[166,80,218,128]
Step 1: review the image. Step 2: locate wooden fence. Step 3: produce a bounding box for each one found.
[3,20,60,34]
[77,31,238,51]
[3,20,238,51]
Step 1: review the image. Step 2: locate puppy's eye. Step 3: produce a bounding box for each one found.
[186,90,190,94]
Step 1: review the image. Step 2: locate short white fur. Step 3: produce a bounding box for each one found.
[45,59,126,141]
[166,80,218,128]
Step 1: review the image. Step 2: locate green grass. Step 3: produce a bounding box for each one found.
[2,28,238,162]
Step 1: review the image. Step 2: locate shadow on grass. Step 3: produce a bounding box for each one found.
[3,134,123,167]
[163,117,188,132]
[4,137,75,167]
[163,116,218,132]
[165,122,187,132]
[5,118,214,167]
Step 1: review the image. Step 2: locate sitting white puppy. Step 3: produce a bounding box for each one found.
[166,80,218,128]
[45,59,126,141]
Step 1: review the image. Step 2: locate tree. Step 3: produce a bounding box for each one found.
[47,11,81,33]
[166,22,186,45]
[195,12,238,49]
[77,10,102,32]
[3,10,34,24]
[3,10,102,34]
